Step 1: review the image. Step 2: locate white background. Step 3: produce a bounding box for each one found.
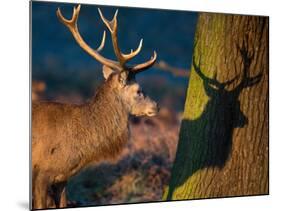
[0,0,279,210]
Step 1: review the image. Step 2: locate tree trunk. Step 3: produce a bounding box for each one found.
[163,13,268,200]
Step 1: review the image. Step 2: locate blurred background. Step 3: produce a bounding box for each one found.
[32,1,197,207]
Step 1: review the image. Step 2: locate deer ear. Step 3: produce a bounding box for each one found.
[102,65,116,80]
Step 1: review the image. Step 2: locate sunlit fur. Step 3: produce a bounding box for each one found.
[32,71,158,209]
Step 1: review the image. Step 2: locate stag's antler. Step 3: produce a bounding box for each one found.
[57,5,122,71]
[57,5,157,74]
[98,9,143,66]
[98,8,157,73]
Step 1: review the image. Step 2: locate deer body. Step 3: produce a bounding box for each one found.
[32,5,158,209]
[32,76,129,178]
[32,75,130,209]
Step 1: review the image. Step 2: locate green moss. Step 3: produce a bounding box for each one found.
[164,14,229,200]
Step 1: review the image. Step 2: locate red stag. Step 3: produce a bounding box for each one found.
[32,5,158,209]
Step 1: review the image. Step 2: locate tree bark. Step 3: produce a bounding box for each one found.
[163,13,268,200]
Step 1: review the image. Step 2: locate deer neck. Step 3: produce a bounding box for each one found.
[82,84,130,161]
[90,92,129,130]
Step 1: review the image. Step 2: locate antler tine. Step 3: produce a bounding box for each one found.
[123,39,143,61]
[192,55,224,89]
[235,40,262,91]
[129,51,157,73]
[97,30,106,52]
[193,55,210,82]
[193,55,205,79]
[98,8,118,33]
[98,8,143,66]
[57,4,81,28]
[56,5,122,71]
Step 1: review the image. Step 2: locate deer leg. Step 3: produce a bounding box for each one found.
[51,181,67,208]
[32,169,37,208]
[46,185,56,208]
[46,193,56,208]
[59,186,67,208]
[32,173,49,209]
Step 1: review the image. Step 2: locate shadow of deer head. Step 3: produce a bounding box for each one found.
[166,43,263,200]
[193,42,262,129]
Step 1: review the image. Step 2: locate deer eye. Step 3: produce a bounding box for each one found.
[137,90,143,97]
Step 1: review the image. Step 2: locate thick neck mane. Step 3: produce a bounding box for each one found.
[81,77,130,161]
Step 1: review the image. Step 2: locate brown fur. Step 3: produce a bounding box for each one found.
[32,73,131,209]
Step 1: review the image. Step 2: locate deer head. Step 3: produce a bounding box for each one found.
[56,5,159,117]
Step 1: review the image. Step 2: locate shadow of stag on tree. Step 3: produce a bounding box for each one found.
[166,42,263,200]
